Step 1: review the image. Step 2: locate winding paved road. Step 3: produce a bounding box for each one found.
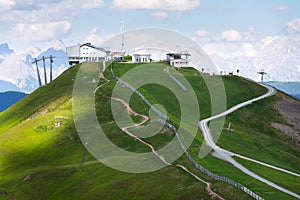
[199,83,300,199]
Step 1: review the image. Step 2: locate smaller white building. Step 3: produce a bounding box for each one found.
[110,51,125,61]
[132,54,152,63]
[166,51,191,67]
[66,43,110,65]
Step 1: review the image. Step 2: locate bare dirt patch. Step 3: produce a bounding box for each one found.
[272,95,300,146]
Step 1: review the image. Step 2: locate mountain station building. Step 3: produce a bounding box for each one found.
[66,43,110,65]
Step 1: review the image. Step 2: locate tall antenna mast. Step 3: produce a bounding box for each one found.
[121,20,125,51]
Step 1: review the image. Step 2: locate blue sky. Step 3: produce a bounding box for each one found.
[0,0,300,51]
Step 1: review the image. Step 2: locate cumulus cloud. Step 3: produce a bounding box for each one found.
[0,0,15,12]
[195,29,210,37]
[85,27,116,45]
[221,29,243,42]
[112,0,200,11]
[275,6,289,11]
[1,0,105,23]
[82,0,105,9]
[242,43,257,57]
[152,11,168,19]
[12,21,71,42]
[243,27,256,41]
[286,18,300,34]
[1,0,105,44]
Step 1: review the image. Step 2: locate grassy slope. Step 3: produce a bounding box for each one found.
[0,62,299,200]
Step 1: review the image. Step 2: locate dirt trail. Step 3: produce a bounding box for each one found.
[93,73,110,94]
[109,94,225,200]
[92,72,225,199]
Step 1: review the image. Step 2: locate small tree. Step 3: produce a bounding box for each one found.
[124,55,132,62]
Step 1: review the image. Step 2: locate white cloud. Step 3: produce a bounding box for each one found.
[286,18,300,34]
[275,6,289,11]
[243,27,256,41]
[12,21,71,42]
[112,0,200,11]
[85,27,116,45]
[242,43,257,57]
[221,29,242,42]
[82,0,105,9]
[195,29,210,37]
[152,11,168,19]
[0,0,15,12]
[0,0,105,46]
[195,27,257,43]
[1,0,105,23]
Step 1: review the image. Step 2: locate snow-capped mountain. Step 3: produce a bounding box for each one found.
[0,43,14,55]
[257,37,300,81]
[204,37,300,82]
[0,41,69,93]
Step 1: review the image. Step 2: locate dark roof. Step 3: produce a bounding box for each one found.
[167,52,191,56]
[80,43,110,53]
[80,43,96,48]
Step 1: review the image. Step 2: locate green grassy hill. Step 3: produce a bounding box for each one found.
[0,62,299,200]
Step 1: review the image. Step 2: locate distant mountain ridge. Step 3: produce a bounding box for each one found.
[0,91,27,112]
[0,41,69,93]
[207,37,300,82]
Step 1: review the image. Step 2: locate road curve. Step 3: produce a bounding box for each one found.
[198,83,300,199]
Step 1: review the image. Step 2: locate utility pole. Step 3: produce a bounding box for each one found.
[33,58,42,87]
[50,55,53,82]
[257,70,267,82]
[32,55,55,87]
[43,56,47,85]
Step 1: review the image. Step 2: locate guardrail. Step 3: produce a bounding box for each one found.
[168,74,187,91]
[116,76,169,121]
[157,121,264,200]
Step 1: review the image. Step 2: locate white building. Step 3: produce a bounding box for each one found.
[110,51,125,61]
[132,54,152,63]
[66,43,110,65]
[166,51,191,67]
